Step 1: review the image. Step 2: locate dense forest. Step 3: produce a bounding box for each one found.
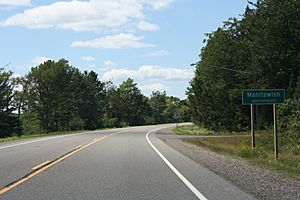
[188,0,299,141]
[0,59,190,138]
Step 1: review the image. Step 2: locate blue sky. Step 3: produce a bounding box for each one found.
[0,0,249,99]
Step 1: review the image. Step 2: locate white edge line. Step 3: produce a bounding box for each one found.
[0,126,146,150]
[146,127,208,200]
[0,134,82,150]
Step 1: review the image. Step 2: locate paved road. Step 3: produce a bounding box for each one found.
[0,124,256,200]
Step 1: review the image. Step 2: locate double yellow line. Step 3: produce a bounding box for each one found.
[0,132,118,196]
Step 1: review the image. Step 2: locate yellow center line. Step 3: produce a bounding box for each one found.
[0,132,119,196]
[74,145,83,149]
[32,161,51,171]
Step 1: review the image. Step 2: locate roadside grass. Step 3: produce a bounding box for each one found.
[174,124,248,135]
[177,125,300,179]
[174,125,215,135]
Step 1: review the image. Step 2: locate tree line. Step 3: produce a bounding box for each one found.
[0,59,190,138]
[188,0,299,141]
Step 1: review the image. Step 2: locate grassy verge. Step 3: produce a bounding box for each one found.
[174,124,248,135]
[175,125,300,179]
[174,125,214,135]
[0,129,92,143]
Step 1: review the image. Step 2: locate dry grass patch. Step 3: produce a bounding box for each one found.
[181,132,300,179]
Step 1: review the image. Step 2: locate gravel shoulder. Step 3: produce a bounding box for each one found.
[156,128,300,200]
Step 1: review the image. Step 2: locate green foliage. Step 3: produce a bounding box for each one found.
[0,69,22,137]
[165,96,180,122]
[278,99,300,144]
[23,59,107,133]
[25,59,74,132]
[117,78,150,126]
[178,99,192,122]
[149,91,167,124]
[68,117,84,131]
[21,112,43,135]
[102,115,118,128]
[1,59,191,138]
[77,71,106,130]
[147,91,191,124]
[238,146,255,158]
[188,0,300,132]
[103,79,190,127]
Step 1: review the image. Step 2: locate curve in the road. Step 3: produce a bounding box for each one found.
[146,127,208,200]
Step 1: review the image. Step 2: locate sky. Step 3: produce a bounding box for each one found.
[0,0,249,99]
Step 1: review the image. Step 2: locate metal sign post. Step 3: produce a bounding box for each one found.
[242,89,285,158]
[250,104,255,149]
[273,104,278,158]
[173,112,180,130]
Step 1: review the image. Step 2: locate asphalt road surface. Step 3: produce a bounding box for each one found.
[0,124,256,200]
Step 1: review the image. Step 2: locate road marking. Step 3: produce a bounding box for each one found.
[146,128,208,200]
[0,134,86,150]
[0,132,119,196]
[32,161,51,170]
[74,145,83,149]
[0,126,141,150]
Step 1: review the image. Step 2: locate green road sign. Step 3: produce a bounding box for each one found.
[242,89,285,105]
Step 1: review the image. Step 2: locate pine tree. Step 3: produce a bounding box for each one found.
[0,70,22,137]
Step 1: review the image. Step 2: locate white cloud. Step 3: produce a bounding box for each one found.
[11,72,21,79]
[99,59,117,71]
[0,0,31,6]
[32,56,51,66]
[81,56,95,61]
[145,50,169,57]
[102,68,135,81]
[140,83,168,93]
[104,60,115,66]
[71,33,154,49]
[137,20,159,31]
[0,0,174,32]
[1,0,143,31]
[101,65,193,82]
[142,0,174,10]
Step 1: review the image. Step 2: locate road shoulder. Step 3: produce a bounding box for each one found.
[156,128,300,200]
